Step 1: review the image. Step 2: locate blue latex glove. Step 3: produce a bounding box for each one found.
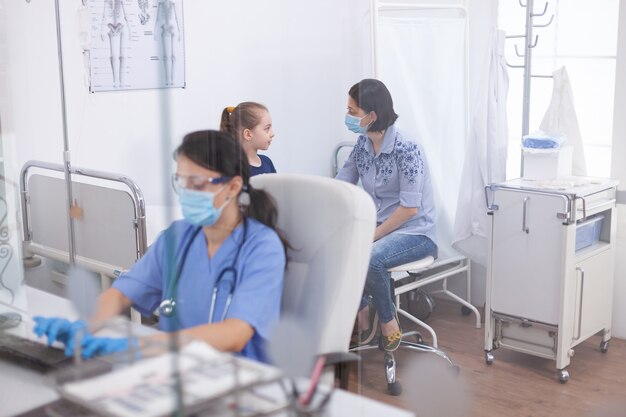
[79,334,139,359]
[33,316,88,356]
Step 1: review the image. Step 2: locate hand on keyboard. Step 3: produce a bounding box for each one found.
[80,335,139,359]
[33,317,89,356]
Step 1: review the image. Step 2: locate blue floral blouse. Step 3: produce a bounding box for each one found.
[336,123,437,243]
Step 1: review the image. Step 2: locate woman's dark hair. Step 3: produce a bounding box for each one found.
[174,130,288,251]
[219,102,268,141]
[348,79,398,132]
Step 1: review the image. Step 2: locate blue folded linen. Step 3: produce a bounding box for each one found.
[522,137,561,149]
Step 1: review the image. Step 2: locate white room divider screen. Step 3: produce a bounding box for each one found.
[373,1,468,255]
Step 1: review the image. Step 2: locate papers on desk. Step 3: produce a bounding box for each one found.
[59,341,281,417]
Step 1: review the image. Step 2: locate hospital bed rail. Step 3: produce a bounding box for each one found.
[20,161,147,317]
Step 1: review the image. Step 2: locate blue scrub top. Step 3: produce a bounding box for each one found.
[112,218,286,363]
[250,155,276,177]
[336,123,437,244]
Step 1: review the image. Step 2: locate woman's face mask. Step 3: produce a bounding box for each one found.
[178,187,228,226]
[345,113,368,134]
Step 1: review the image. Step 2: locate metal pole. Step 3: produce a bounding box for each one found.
[52,0,77,264]
[520,0,535,177]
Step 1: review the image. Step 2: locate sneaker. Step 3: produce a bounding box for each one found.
[382,330,403,352]
[356,305,378,346]
[381,309,403,352]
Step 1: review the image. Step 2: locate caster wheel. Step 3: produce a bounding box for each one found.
[485,351,494,365]
[600,340,609,353]
[387,381,402,396]
[415,333,423,344]
[384,352,397,385]
[461,305,472,316]
[558,369,569,384]
[406,290,434,321]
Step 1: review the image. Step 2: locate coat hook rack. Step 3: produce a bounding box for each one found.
[534,14,554,28]
[505,0,555,176]
[531,2,549,17]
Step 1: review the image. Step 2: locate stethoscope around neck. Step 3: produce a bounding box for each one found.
[158,220,248,323]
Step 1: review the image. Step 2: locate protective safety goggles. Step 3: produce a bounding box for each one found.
[171,173,231,192]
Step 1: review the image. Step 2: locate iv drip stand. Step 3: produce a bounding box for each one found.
[27,0,77,264]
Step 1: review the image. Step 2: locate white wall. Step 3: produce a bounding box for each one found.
[610,2,626,339]
[1,0,372,216]
[1,0,500,299]
[6,0,623,336]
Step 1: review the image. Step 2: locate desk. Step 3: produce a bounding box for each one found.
[0,287,413,417]
[0,287,75,416]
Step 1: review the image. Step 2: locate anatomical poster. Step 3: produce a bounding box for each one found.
[87,0,186,92]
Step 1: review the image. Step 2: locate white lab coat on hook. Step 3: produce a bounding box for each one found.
[540,66,587,176]
[452,29,509,266]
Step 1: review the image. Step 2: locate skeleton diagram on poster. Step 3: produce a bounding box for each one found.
[88,0,185,92]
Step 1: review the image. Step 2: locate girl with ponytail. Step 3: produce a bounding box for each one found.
[220,102,277,176]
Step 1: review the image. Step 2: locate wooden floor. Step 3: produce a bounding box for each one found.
[346,299,626,417]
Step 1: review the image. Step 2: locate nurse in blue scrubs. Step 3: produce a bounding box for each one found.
[34,130,287,363]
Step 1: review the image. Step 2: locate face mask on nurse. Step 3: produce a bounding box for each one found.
[178,187,229,226]
[345,113,369,134]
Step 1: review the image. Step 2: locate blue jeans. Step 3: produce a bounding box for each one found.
[360,233,438,324]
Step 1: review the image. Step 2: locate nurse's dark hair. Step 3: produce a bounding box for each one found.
[219,102,268,141]
[174,130,288,250]
[349,79,398,132]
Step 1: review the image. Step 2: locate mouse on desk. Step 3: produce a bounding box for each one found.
[0,312,22,330]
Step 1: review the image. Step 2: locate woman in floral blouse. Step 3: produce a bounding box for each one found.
[336,79,438,351]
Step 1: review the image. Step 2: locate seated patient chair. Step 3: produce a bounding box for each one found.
[352,252,481,395]
[333,141,481,395]
[250,174,376,387]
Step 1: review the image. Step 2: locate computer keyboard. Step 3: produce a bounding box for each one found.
[45,399,96,417]
[0,331,72,371]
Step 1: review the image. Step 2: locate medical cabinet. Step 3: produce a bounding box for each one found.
[484,177,618,383]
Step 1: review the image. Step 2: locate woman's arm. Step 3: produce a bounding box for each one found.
[85,286,252,355]
[374,206,418,241]
[143,319,254,353]
[89,287,133,330]
[335,142,360,184]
